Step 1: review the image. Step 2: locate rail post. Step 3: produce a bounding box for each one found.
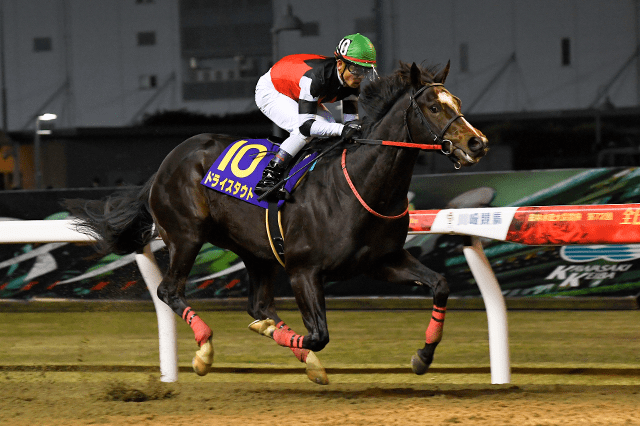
[134,244,178,382]
[462,236,511,384]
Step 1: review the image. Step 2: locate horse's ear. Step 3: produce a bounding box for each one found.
[434,60,450,84]
[410,62,421,88]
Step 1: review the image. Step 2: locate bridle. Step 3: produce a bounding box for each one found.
[341,83,467,218]
[403,83,465,169]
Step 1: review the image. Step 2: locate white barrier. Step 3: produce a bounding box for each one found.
[0,219,178,383]
[0,219,94,243]
[4,204,639,384]
[461,237,511,384]
[134,244,178,382]
[409,203,640,383]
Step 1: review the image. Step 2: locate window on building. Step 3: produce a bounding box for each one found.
[137,31,156,46]
[301,22,319,37]
[180,0,272,100]
[33,37,52,52]
[561,38,571,66]
[460,43,469,73]
[139,75,158,89]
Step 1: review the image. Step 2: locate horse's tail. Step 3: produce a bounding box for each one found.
[62,175,157,255]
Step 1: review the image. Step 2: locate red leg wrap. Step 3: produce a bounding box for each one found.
[273,325,305,348]
[291,348,309,363]
[182,306,212,346]
[425,305,446,344]
[274,322,308,359]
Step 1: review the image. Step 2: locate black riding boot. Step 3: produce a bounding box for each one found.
[255,149,292,200]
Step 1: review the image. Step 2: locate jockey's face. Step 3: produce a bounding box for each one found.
[337,59,365,89]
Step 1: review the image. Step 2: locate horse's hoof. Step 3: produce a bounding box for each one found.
[248,319,276,338]
[411,353,429,375]
[192,355,210,376]
[305,351,329,385]
[412,342,437,375]
[192,338,214,376]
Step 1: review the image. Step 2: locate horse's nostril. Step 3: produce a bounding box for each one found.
[468,137,485,153]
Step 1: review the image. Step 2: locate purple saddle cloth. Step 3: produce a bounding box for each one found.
[200,139,318,208]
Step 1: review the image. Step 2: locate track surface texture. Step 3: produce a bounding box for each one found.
[1,310,638,425]
[1,374,639,426]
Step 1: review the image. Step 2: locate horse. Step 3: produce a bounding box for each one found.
[63,61,488,384]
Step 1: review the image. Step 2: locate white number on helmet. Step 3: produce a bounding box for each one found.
[337,38,352,56]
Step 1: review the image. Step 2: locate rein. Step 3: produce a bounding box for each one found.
[341,149,409,220]
[342,82,463,218]
[354,138,441,151]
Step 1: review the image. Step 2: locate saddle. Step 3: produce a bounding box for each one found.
[201,137,322,267]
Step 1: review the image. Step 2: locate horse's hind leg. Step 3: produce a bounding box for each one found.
[155,228,214,375]
[244,257,284,324]
[367,250,450,375]
[244,258,328,385]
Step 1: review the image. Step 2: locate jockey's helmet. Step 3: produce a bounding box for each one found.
[335,33,378,80]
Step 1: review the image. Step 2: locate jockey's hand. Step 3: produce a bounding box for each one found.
[341,123,362,142]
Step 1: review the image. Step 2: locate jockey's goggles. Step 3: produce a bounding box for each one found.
[346,62,377,80]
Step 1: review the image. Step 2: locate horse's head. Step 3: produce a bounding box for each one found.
[404,61,489,168]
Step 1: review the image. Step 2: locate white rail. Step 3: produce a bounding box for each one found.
[6,204,636,384]
[409,203,640,384]
[0,219,178,383]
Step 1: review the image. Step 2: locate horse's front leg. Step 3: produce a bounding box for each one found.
[367,249,450,375]
[267,271,331,384]
[156,238,213,376]
[244,259,328,385]
[248,319,328,385]
[286,271,330,353]
[258,269,329,353]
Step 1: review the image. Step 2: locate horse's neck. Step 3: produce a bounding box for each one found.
[349,121,418,209]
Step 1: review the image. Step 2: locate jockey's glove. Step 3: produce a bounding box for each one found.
[341,123,362,142]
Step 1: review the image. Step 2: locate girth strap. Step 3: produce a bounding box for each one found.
[265,202,286,267]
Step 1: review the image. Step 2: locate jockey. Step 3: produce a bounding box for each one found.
[254,33,377,200]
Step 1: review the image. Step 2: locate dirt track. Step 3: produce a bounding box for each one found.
[1,371,638,426]
[2,311,638,425]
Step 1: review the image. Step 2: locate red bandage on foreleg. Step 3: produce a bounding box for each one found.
[274,322,308,359]
[182,306,212,346]
[273,327,305,348]
[291,348,309,363]
[425,305,446,344]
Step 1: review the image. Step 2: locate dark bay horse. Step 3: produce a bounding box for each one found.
[64,61,488,384]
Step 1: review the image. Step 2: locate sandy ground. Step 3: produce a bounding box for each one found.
[1,371,638,426]
[1,310,638,425]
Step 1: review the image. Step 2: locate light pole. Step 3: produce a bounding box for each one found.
[34,113,56,189]
[271,4,302,137]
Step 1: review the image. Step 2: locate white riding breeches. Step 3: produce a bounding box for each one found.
[255,70,336,157]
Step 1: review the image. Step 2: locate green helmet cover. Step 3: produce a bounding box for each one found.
[335,33,376,68]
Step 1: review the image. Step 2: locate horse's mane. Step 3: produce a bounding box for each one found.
[359,61,440,133]
[305,61,440,156]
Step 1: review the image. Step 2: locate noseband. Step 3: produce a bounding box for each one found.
[403,83,464,169]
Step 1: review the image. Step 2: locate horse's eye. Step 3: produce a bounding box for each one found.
[429,105,438,113]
